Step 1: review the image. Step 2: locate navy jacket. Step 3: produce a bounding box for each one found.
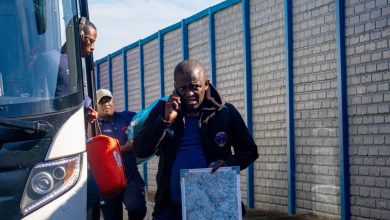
[134,84,259,215]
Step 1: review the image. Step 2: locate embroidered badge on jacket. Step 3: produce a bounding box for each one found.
[215,131,228,147]
[166,128,174,137]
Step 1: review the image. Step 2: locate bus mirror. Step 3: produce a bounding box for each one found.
[34,0,46,35]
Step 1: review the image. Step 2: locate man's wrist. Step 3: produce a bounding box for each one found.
[161,116,173,124]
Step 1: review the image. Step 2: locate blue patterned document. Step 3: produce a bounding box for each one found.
[180,166,242,220]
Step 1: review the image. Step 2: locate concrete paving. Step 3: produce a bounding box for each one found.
[143,201,332,220]
[95,192,333,220]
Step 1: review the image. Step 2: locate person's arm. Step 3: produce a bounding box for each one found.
[120,140,134,153]
[85,107,98,139]
[133,100,172,158]
[224,103,259,170]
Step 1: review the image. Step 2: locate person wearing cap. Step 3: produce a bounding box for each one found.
[94,88,147,220]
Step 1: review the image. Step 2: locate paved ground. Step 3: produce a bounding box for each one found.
[244,209,332,220]
[94,192,334,220]
[131,206,332,220]
[134,201,333,220]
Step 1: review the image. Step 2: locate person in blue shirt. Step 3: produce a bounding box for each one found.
[134,60,259,219]
[94,88,147,220]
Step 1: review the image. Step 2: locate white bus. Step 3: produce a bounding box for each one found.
[0,0,93,219]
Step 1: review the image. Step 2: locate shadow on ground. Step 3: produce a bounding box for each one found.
[245,209,333,220]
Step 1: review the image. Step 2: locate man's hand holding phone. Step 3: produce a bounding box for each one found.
[163,90,181,123]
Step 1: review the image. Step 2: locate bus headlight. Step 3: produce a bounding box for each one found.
[31,172,54,194]
[20,155,81,215]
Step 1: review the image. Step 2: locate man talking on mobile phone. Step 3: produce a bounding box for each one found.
[134,60,258,220]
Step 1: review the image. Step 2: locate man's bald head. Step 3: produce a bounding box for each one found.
[173,60,209,112]
[174,60,208,81]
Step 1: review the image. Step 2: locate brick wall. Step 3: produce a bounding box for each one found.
[188,17,211,74]
[163,29,181,96]
[251,0,288,213]
[345,0,390,219]
[215,4,245,113]
[293,0,340,218]
[98,61,109,90]
[111,54,124,111]
[143,40,160,106]
[126,48,141,112]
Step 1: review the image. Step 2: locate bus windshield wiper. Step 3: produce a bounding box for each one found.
[0,118,53,134]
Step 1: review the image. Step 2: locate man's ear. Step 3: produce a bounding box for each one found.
[79,17,86,39]
[205,79,210,90]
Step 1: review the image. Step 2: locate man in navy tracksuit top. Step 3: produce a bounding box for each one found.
[95,89,146,220]
[134,60,259,219]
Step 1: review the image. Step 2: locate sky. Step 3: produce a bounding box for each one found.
[89,0,224,60]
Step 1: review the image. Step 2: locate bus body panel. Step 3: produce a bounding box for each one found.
[46,107,87,160]
[0,0,91,218]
